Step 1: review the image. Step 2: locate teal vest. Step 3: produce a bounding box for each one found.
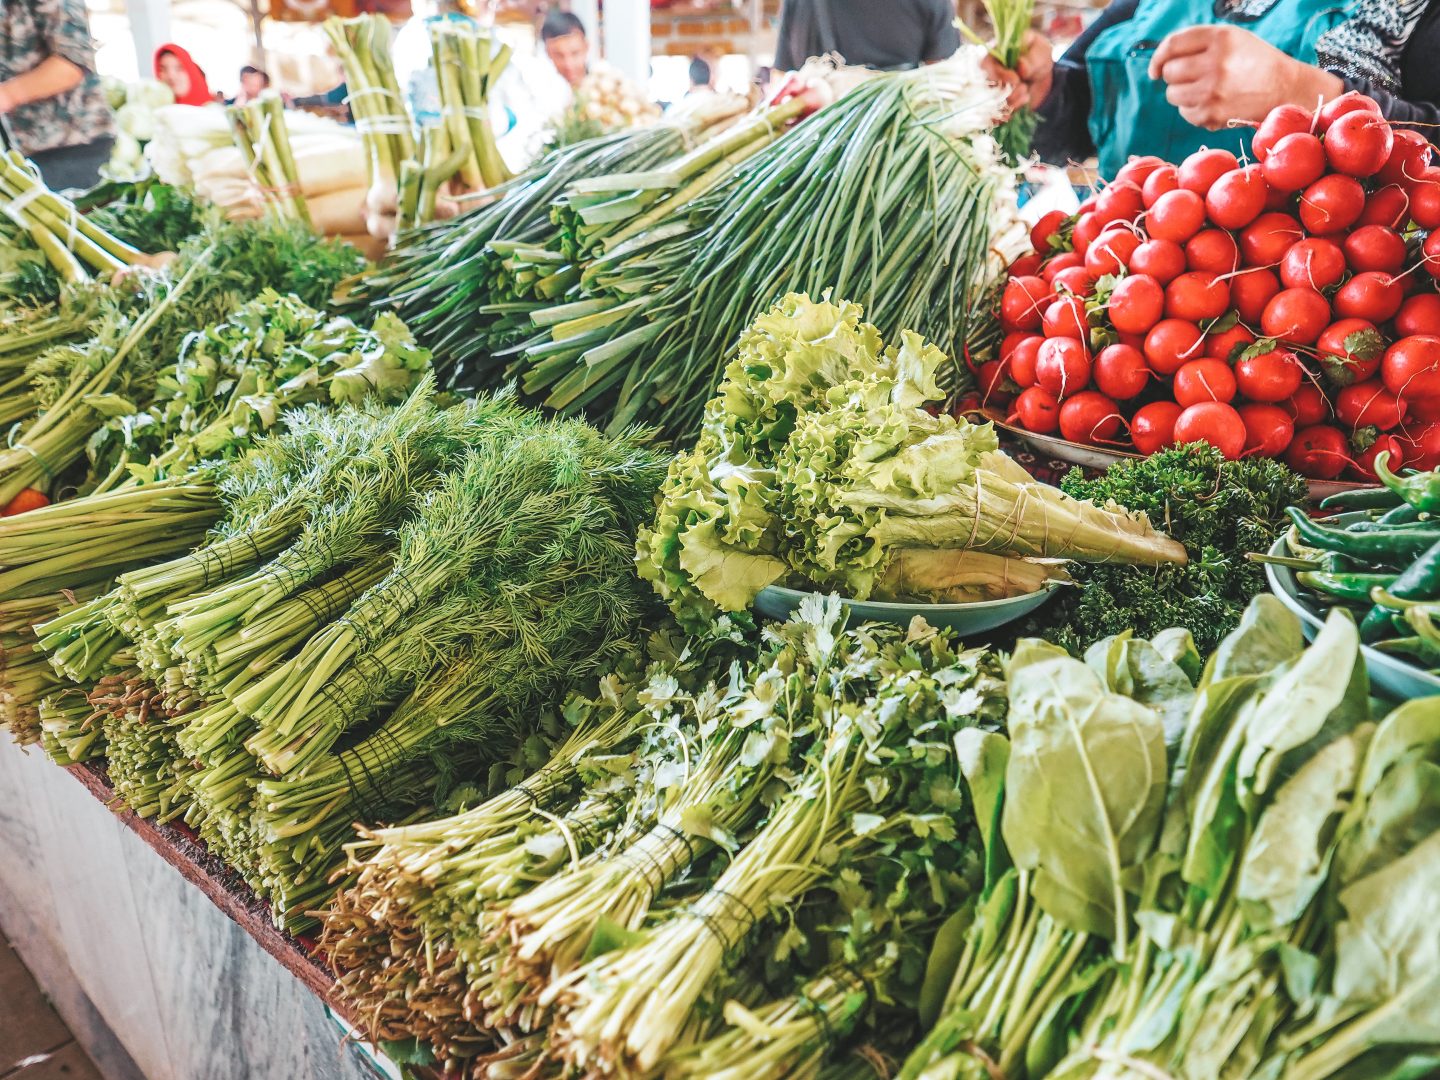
[1085,0,1355,180]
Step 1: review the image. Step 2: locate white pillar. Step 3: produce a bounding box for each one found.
[571,0,601,63]
[124,0,170,80]
[602,0,650,86]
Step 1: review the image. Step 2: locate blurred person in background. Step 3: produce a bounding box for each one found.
[231,65,270,106]
[688,55,714,95]
[0,0,115,188]
[154,43,213,106]
[773,0,960,71]
[541,9,589,89]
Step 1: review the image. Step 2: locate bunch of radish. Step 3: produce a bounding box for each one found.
[984,91,1440,480]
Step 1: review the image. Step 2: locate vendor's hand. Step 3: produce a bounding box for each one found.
[980,31,1055,116]
[1149,25,1344,130]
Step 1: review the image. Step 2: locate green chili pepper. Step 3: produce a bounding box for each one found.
[1359,536,1440,642]
[1287,508,1440,564]
[1405,602,1440,646]
[1371,634,1440,666]
[1378,502,1426,525]
[1343,518,1440,534]
[1375,452,1440,512]
[1296,570,1399,604]
[1319,485,1404,511]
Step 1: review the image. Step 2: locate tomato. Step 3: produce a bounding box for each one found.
[1014,386,1061,433]
[1241,212,1304,266]
[1279,237,1347,290]
[1286,424,1350,478]
[1059,390,1123,444]
[1008,335,1044,387]
[1165,271,1230,322]
[1285,384,1332,427]
[1336,379,1408,430]
[1142,164,1180,207]
[1333,271,1404,323]
[1409,167,1440,229]
[1144,318,1206,375]
[1298,174,1366,234]
[1317,90,1383,131]
[1324,109,1394,177]
[1174,401,1247,458]
[1094,181,1145,226]
[1357,184,1411,228]
[1178,147,1240,196]
[1400,421,1440,470]
[1206,322,1256,361]
[1030,210,1070,255]
[1396,293,1440,337]
[1129,238,1187,283]
[1108,274,1165,335]
[1174,358,1238,405]
[1115,155,1167,188]
[1147,189,1207,243]
[1253,104,1314,160]
[1185,229,1240,274]
[1130,400,1182,454]
[1072,212,1104,256]
[1,488,50,517]
[1378,127,1432,185]
[1261,287,1331,345]
[1235,348,1305,402]
[1237,403,1295,457]
[978,359,1015,404]
[1041,251,1084,281]
[1261,132,1326,192]
[1343,225,1407,274]
[1093,342,1151,399]
[1316,318,1384,386]
[1382,334,1440,398]
[1085,227,1142,277]
[1231,267,1282,323]
[1035,337,1092,397]
[1422,231,1440,278]
[1043,294,1089,339]
[1001,275,1052,330]
[1354,433,1406,479]
[1205,164,1270,229]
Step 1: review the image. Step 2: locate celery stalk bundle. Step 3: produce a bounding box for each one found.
[227,94,311,227]
[0,152,145,283]
[429,22,511,193]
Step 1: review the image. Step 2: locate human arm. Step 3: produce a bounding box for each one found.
[1030,0,1141,164]
[0,54,84,113]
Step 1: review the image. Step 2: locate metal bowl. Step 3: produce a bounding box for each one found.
[753,582,1060,635]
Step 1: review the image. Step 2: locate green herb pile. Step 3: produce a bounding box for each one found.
[82,180,206,255]
[1028,444,1308,654]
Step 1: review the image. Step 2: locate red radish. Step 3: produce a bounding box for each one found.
[1144,318,1206,374]
[1117,331,1147,351]
[1085,228,1142,277]
[1354,433,1406,479]
[1009,335,1044,387]
[1072,212,1103,256]
[1093,343,1151,399]
[1043,294,1089,339]
[1231,267,1282,323]
[1010,253,1044,278]
[978,359,1015,402]
[1001,330,1030,358]
[1001,275,1052,330]
[1036,337,1091,397]
[1411,395,1440,422]
[1409,168,1440,229]
[1174,358,1238,405]
[1333,271,1404,322]
[1147,189,1207,243]
[1115,155,1167,188]
[1094,181,1145,225]
[1014,386,1061,432]
[0,488,49,516]
[1235,348,1304,402]
[1078,195,1098,214]
[1343,225,1407,274]
[1108,275,1165,335]
[1324,109,1394,177]
[1241,212,1304,265]
[1205,165,1270,230]
[1286,384,1332,427]
[1286,424,1350,478]
[1130,238,1187,283]
[1279,238,1346,290]
[1400,421,1440,469]
[1337,380,1407,430]
[1422,231,1440,277]
[1261,132,1326,191]
[1178,147,1240,196]
[1052,266,1096,296]
[1317,90,1382,130]
[1142,164,1179,207]
[1174,400,1247,458]
[1358,184,1411,228]
[1397,294,1440,336]
[1253,104,1314,159]
[1030,210,1069,254]
[1185,229,1240,274]
[1207,323,1256,360]
[1042,251,1084,280]
[1316,318,1384,386]
[1131,400,1183,454]
[1382,334,1440,397]
[1059,390,1123,444]
[1165,271,1230,322]
[1299,174,1366,234]
[1379,127,1432,184]
[1237,403,1295,457]
[1261,288,1331,344]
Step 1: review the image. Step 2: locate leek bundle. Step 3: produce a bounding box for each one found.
[227,94,311,227]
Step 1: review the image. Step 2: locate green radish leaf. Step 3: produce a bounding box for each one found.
[1237,337,1282,363]
[1343,327,1386,362]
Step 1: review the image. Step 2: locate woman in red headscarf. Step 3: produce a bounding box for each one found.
[154,43,212,106]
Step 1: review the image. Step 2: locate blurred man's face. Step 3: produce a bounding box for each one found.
[545,31,588,88]
[240,72,266,97]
